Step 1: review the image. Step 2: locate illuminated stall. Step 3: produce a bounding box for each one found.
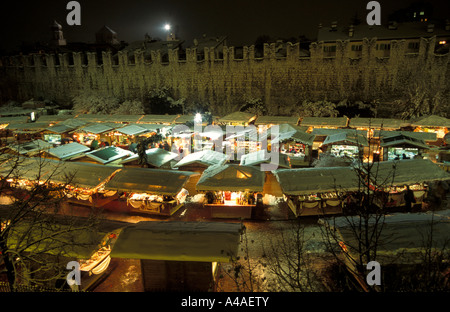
[367,159,449,209]
[42,124,76,145]
[410,115,450,141]
[380,133,429,161]
[73,123,123,148]
[216,111,257,126]
[196,164,265,219]
[321,131,369,160]
[112,124,150,146]
[240,149,291,169]
[84,146,134,165]
[103,167,199,216]
[270,123,315,167]
[274,167,361,217]
[254,115,300,127]
[46,161,121,207]
[173,149,228,172]
[0,157,120,207]
[45,142,91,161]
[110,221,244,291]
[119,147,179,168]
[5,139,53,156]
[6,219,120,291]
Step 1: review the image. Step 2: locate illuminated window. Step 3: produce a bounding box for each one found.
[439,40,447,45]
[420,11,424,15]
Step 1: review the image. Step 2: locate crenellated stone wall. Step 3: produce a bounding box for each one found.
[1,37,449,115]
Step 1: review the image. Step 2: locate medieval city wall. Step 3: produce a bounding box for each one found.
[1,37,449,115]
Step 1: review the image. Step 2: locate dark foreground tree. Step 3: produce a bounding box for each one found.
[0,152,103,291]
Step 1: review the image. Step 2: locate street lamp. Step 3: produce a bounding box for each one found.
[164,23,171,31]
[194,113,202,124]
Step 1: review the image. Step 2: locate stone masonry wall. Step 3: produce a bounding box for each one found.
[1,37,449,115]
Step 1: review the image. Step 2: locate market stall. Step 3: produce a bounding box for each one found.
[270,123,315,167]
[173,149,228,172]
[103,167,199,216]
[196,164,265,219]
[321,131,369,160]
[6,219,121,291]
[273,167,361,217]
[239,149,291,169]
[47,161,121,207]
[110,221,244,291]
[216,111,257,126]
[380,133,430,161]
[119,147,179,168]
[366,159,450,209]
[410,115,450,140]
[84,146,134,165]
[5,139,53,156]
[111,124,150,146]
[45,142,91,161]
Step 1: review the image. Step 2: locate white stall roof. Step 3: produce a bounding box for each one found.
[110,221,244,262]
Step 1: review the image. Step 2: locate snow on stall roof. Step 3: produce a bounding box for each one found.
[274,166,361,195]
[173,150,228,168]
[110,221,244,262]
[47,142,91,160]
[120,148,178,167]
[196,164,265,192]
[104,167,198,195]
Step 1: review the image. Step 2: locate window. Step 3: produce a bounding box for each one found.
[408,42,420,50]
[351,44,362,51]
[376,43,391,50]
[323,45,336,52]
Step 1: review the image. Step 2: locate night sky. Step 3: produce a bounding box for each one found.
[1,0,449,52]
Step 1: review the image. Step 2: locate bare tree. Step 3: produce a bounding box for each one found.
[259,221,328,291]
[0,152,103,291]
[216,225,266,292]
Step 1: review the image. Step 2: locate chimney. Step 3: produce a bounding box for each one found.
[348,25,354,37]
[427,23,434,33]
[330,21,338,31]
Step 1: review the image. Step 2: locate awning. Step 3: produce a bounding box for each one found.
[270,123,315,145]
[84,146,134,164]
[410,115,450,128]
[324,210,450,262]
[375,130,437,142]
[274,167,362,195]
[348,118,410,129]
[7,139,54,155]
[323,132,369,147]
[120,148,179,167]
[173,150,228,168]
[380,133,429,149]
[45,124,76,134]
[47,142,91,160]
[367,159,450,187]
[104,167,198,195]
[77,123,115,134]
[196,164,265,192]
[138,114,179,124]
[217,111,257,125]
[115,124,149,136]
[46,161,120,189]
[110,221,244,262]
[254,115,300,126]
[7,220,108,259]
[240,150,291,169]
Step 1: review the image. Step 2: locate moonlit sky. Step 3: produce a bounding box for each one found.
[1,0,448,52]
